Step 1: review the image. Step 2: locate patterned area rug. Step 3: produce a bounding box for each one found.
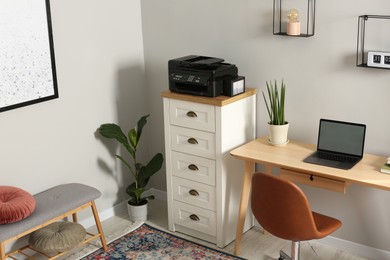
[81,223,245,260]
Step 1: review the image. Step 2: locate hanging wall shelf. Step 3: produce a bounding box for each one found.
[273,0,316,37]
[356,15,390,69]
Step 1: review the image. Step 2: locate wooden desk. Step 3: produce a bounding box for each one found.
[230,136,389,255]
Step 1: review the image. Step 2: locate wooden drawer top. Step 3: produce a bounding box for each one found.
[161,88,257,107]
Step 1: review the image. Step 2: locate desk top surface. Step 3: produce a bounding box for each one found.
[230,136,390,191]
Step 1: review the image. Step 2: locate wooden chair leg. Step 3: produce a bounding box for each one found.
[91,201,108,251]
[0,241,6,260]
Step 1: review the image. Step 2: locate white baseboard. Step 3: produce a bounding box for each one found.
[81,188,390,260]
[79,188,166,228]
[319,236,390,260]
[78,200,126,228]
[143,187,167,201]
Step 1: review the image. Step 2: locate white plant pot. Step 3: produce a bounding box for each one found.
[268,123,289,146]
[127,202,148,222]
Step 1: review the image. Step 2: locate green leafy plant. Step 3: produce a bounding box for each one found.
[98,115,164,206]
[262,80,287,125]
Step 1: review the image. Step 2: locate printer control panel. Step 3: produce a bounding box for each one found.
[170,73,209,86]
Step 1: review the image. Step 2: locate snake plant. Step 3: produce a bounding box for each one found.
[262,80,287,125]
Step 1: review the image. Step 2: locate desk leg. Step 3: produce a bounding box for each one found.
[234,161,255,256]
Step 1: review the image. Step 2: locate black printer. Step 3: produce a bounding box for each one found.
[168,55,241,97]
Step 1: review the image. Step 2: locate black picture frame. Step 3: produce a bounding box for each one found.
[0,0,58,113]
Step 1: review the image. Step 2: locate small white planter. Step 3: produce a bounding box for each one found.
[127,202,148,222]
[268,123,289,146]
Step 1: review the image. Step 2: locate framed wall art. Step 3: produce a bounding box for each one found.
[0,0,58,113]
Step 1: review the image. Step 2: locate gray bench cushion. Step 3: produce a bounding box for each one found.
[0,183,101,242]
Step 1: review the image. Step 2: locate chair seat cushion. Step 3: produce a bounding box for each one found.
[0,186,36,224]
[29,221,86,254]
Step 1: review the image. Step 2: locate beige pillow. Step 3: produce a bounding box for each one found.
[29,221,86,254]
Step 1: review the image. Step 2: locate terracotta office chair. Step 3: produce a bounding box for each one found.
[251,173,342,260]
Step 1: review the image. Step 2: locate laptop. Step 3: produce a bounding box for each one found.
[303,119,366,170]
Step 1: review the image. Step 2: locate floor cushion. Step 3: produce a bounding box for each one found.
[29,221,86,254]
[0,186,36,224]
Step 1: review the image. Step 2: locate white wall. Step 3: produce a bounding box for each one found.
[0,0,149,218]
[3,0,390,257]
[141,0,390,258]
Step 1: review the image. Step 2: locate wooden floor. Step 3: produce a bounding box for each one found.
[77,199,370,260]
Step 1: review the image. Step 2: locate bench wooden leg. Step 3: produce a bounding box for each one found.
[72,212,78,222]
[91,201,108,251]
[0,241,5,260]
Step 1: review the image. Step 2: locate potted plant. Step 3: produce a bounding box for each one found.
[98,114,164,221]
[262,80,289,146]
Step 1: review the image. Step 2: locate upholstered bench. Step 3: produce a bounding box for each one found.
[0,183,107,260]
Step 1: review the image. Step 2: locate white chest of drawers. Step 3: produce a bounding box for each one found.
[162,89,257,247]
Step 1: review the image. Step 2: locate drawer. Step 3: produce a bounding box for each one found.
[171,126,216,159]
[173,201,217,237]
[169,99,215,132]
[171,151,216,186]
[280,168,346,193]
[172,177,216,210]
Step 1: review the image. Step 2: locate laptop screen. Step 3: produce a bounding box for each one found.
[317,119,366,157]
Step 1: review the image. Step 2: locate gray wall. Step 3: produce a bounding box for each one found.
[141,0,390,257]
[1,0,149,217]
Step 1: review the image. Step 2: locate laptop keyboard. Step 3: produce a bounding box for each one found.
[318,152,358,163]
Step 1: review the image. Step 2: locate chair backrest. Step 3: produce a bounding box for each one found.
[251,173,320,241]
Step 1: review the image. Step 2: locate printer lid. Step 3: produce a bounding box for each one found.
[173,55,225,70]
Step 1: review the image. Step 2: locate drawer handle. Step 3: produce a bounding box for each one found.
[186,111,198,118]
[310,175,314,181]
[189,189,199,196]
[189,214,200,221]
[187,138,198,145]
[188,164,199,171]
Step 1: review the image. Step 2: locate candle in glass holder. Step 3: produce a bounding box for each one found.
[287,9,300,35]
